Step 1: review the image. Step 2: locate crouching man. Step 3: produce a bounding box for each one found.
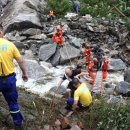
[66,78,92,111]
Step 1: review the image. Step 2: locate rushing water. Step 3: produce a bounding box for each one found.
[15,62,124,97]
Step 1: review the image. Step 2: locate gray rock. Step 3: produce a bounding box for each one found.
[124,67,130,83]
[110,50,119,58]
[23,50,35,60]
[38,44,57,61]
[29,33,47,40]
[69,36,81,48]
[13,41,25,50]
[115,81,130,96]
[60,43,80,64]
[22,28,42,36]
[50,48,60,66]
[107,95,126,105]
[108,59,126,71]
[25,59,48,79]
[0,0,8,7]
[30,44,37,54]
[5,32,26,41]
[1,0,47,32]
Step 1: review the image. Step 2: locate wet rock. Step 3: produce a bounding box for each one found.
[22,28,42,36]
[50,48,61,66]
[124,67,130,83]
[60,43,80,64]
[107,95,126,105]
[1,0,47,32]
[115,81,130,96]
[29,33,47,40]
[108,59,126,71]
[25,59,48,79]
[38,43,57,61]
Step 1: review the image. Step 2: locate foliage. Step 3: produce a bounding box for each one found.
[47,0,130,19]
[47,0,72,17]
[81,98,130,130]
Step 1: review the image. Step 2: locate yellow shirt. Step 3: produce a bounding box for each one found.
[74,83,92,106]
[0,38,21,76]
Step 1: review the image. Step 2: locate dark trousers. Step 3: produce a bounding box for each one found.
[0,73,23,125]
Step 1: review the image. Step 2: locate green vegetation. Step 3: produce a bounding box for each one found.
[47,0,72,17]
[80,98,130,130]
[47,0,130,20]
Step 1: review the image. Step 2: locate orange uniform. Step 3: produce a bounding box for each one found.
[52,30,63,45]
[88,61,95,84]
[102,58,109,80]
[84,48,91,63]
[49,10,54,16]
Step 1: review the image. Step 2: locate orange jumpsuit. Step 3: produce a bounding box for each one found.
[88,61,95,84]
[84,48,91,64]
[102,58,109,80]
[52,30,63,45]
[49,10,54,17]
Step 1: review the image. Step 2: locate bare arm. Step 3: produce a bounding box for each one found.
[15,56,28,82]
[56,79,64,90]
[75,72,86,78]
[72,100,78,110]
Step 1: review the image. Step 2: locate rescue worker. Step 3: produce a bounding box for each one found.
[102,56,109,80]
[52,26,63,46]
[49,9,54,21]
[83,43,91,65]
[66,78,92,110]
[87,58,97,84]
[0,25,28,130]
[56,66,83,98]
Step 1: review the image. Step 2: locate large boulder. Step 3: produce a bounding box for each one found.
[60,43,80,63]
[115,81,130,96]
[38,44,57,61]
[108,59,126,71]
[124,67,130,83]
[15,59,49,80]
[1,0,46,33]
[25,59,48,79]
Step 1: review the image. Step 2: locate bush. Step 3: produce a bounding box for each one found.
[82,99,130,130]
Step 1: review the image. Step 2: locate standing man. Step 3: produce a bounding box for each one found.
[0,25,28,130]
[73,0,80,14]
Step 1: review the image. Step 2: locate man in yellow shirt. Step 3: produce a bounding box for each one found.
[0,24,28,130]
[66,78,92,111]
